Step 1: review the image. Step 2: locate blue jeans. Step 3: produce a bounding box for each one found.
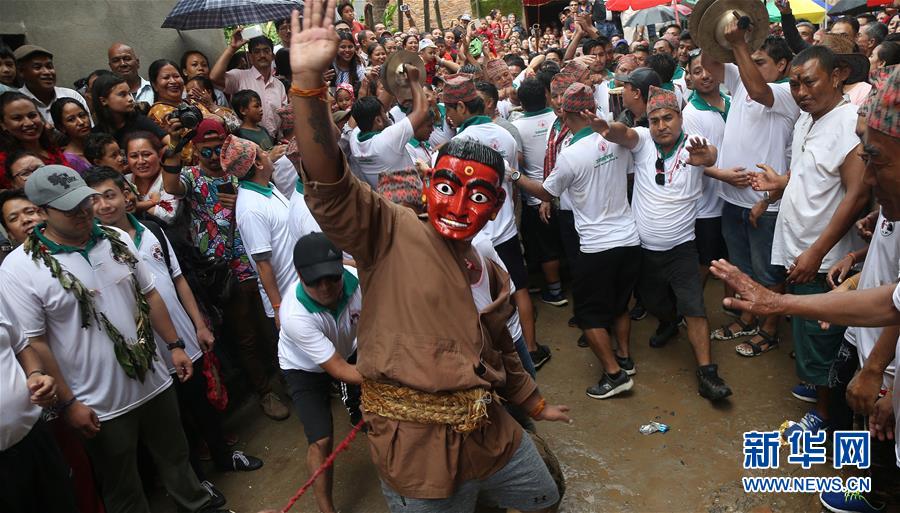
[720,202,786,287]
[514,335,536,379]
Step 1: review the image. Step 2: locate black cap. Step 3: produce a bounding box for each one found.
[293,232,343,284]
[614,67,661,101]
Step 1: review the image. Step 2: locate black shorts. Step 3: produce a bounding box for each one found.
[573,245,641,330]
[283,357,361,444]
[494,236,530,291]
[521,204,562,266]
[695,216,728,265]
[637,241,707,322]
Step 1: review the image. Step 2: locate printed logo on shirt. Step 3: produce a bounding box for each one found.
[598,140,608,153]
[151,244,165,263]
[595,153,618,167]
[350,311,360,325]
[881,219,895,237]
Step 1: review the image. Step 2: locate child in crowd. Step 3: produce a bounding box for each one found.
[230,89,275,151]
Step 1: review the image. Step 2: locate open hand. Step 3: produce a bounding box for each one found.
[750,164,786,192]
[535,403,572,423]
[710,259,784,317]
[716,166,751,188]
[685,136,714,167]
[290,2,340,81]
[581,110,609,136]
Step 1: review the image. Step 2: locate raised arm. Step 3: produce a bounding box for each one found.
[404,66,430,130]
[777,2,811,54]
[585,111,640,149]
[724,18,775,108]
[210,29,246,90]
[289,4,343,183]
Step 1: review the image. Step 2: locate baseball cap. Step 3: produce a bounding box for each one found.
[332,110,351,123]
[460,13,472,21]
[25,165,97,211]
[293,232,344,284]
[614,67,661,100]
[13,44,52,62]
[419,39,436,52]
[191,118,227,144]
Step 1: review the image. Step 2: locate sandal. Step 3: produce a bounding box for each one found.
[735,330,780,357]
[711,318,759,341]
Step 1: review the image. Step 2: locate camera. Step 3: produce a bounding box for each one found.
[400,4,409,12]
[168,103,203,129]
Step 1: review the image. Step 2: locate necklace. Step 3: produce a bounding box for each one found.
[24,226,159,382]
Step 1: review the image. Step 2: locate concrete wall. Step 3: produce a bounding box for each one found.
[0,0,227,88]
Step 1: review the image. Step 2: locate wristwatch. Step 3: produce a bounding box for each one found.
[166,339,186,351]
[763,191,774,205]
[510,170,522,182]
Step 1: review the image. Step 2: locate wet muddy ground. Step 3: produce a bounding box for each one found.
[155,280,856,512]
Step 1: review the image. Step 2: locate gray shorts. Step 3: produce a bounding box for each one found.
[380,432,560,513]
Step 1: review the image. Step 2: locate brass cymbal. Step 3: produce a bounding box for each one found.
[695,0,769,63]
[381,50,426,101]
[689,0,719,37]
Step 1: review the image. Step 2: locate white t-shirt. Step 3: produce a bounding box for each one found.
[288,181,323,243]
[543,130,640,253]
[236,182,296,317]
[472,234,523,341]
[889,281,900,465]
[718,64,800,210]
[593,80,611,118]
[771,103,861,272]
[845,210,899,385]
[348,118,415,188]
[272,155,298,199]
[0,306,41,451]
[682,94,729,218]
[451,119,520,246]
[512,108,556,206]
[406,139,433,165]
[125,173,182,225]
[497,99,514,120]
[131,218,203,373]
[0,226,172,422]
[630,128,703,251]
[278,268,361,373]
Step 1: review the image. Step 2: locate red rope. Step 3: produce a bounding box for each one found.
[280,420,366,513]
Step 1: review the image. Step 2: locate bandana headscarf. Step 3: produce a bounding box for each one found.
[485,59,510,83]
[442,74,479,104]
[561,83,596,113]
[551,72,580,97]
[220,135,258,180]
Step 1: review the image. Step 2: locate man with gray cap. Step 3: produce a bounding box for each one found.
[279,231,362,513]
[615,67,661,128]
[0,165,228,513]
[14,45,90,125]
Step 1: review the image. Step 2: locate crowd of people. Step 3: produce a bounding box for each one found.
[3,0,900,512]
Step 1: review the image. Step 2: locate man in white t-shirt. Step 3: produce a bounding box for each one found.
[347,68,430,187]
[84,168,264,489]
[753,46,869,437]
[681,50,730,286]
[591,87,733,401]
[710,67,900,511]
[701,27,800,347]
[512,77,568,308]
[226,136,296,331]
[512,83,641,400]
[280,233,363,513]
[0,165,225,513]
[0,301,76,511]
[444,73,552,369]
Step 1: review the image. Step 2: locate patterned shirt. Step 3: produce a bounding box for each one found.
[179,166,256,282]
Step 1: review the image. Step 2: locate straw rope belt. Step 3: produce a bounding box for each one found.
[361,379,493,433]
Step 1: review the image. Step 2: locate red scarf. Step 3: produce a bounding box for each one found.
[543,119,570,179]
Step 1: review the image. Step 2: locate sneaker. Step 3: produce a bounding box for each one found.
[223,450,263,472]
[541,290,569,307]
[577,334,588,348]
[260,392,291,420]
[529,344,552,370]
[650,321,679,348]
[791,383,817,403]
[200,480,227,509]
[820,491,885,513]
[629,304,647,321]
[697,364,732,400]
[783,410,828,440]
[615,355,636,376]
[586,371,634,399]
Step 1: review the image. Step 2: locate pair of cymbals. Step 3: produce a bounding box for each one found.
[690,0,768,63]
[381,50,426,101]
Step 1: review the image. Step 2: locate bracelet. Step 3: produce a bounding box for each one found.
[528,397,546,419]
[162,163,183,175]
[289,84,329,100]
[52,396,77,415]
[272,303,281,309]
[27,369,46,377]
[846,252,856,265]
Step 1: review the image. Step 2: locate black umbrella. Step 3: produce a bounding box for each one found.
[828,0,868,16]
[162,0,304,30]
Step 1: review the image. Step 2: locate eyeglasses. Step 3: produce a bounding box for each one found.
[199,145,223,159]
[655,157,666,186]
[12,164,41,180]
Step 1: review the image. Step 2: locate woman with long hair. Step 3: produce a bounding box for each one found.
[366,43,387,67]
[91,73,166,145]
[49,97,92,173]
[402,34,419,52]
[331,31,364,91]
[0,92,68,189]
[123,131,181,224]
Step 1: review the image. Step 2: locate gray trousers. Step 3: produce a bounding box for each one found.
[84,386,210,513]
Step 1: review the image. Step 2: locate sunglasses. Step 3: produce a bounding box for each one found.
[199,145,223,159]
[655,157,665,186]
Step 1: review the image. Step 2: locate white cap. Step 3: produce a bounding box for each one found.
[418,39,436,51]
